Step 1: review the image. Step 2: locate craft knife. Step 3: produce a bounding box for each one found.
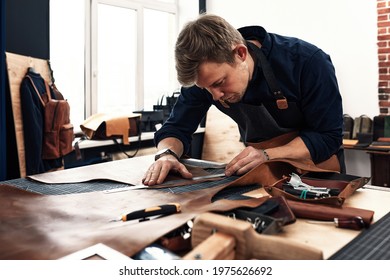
[110,203,181,222]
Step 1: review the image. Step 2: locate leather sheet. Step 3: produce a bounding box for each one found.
[0,157,350,259]
[0,168,270,259]
[27,155,154,185]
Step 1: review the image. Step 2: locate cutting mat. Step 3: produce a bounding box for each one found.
[330,211,390,259]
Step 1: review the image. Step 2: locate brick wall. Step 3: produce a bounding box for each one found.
[378,0,390,115]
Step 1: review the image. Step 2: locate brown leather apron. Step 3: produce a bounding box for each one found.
[215,101,340,172]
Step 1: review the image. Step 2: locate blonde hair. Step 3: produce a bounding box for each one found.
[175,14,245,86]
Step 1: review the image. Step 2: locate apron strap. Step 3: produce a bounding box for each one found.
[247,41,288,110]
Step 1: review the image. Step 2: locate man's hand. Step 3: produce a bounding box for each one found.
[142,155,193,186]
[225,137,311,176]
[225,146,268,176]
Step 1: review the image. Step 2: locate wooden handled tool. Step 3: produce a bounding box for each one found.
[185,212,323,260]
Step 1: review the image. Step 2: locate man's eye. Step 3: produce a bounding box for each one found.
[213,80,224,87]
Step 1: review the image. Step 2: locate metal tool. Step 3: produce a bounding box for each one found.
[103,184,148,194]
[287,173,329,194]
[180,158,227,169]
[306,216,365,230]
[103,173,226,194]
[282,184,331,199]
[132,243,181,260]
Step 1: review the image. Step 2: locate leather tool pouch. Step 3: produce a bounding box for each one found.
[264,171,369,207]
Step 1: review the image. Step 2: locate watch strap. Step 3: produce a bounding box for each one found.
[155,148,179,161]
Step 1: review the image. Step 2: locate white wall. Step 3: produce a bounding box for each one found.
[177,0,199,30]
[180,0,379,119]
[177,0,378,178]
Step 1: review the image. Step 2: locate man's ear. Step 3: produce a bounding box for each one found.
[234,44,248,61]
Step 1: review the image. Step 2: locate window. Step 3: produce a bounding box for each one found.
[50,0,178,131]
[50,0,85,132]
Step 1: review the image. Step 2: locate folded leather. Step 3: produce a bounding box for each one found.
[80,112,140,145]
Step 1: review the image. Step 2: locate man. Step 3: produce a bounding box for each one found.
[143,14,344,186]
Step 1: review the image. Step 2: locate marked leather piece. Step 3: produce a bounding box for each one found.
[0,174,267,260]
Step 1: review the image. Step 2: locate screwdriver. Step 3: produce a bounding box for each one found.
[306,216,365,230]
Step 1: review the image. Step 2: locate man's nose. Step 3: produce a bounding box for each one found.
[208,88,224,100]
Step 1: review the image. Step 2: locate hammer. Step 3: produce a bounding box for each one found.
[183,212,323,260]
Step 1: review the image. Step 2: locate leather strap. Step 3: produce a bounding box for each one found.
[25,75,51,107]
[247,41,288,109]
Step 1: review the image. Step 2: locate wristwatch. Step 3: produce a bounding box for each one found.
[154,148,180,161]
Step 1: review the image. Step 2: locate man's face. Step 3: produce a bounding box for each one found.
[195,51,251,105]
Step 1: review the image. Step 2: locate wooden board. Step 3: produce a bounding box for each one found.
[5,52,52,177]
[201,106,245,163]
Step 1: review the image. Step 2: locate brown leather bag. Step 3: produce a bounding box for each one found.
[26,75,74,159]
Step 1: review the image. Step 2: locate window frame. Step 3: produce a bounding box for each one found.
[86,0,178,117]
[49,0,179,123]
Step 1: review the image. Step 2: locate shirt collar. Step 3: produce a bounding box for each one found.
[237,25,272,56]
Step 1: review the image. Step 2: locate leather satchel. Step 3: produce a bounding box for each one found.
[80,112,141,145]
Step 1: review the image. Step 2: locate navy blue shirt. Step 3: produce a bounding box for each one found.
[155,26,343,164]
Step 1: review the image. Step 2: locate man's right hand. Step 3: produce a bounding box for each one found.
[142,155,193,186]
